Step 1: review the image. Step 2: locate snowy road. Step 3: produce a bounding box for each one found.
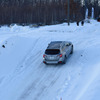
[0,20,100,100]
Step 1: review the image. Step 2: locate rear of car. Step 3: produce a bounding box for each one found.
[43,49,63,64]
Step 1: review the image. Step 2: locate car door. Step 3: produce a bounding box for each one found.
[68,43,72,54]
[65,43,71,56]
[61,44,66,56]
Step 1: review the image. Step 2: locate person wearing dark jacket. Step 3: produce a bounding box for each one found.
[77,21,79,26]
[81,21,84,26]
[97,17,100,22]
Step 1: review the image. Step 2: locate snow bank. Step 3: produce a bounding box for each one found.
[0,20,100,100]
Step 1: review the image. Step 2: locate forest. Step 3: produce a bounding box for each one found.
[0,0,100,25]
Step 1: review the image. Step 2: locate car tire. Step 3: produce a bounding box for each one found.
[63,56,67,64]
[70,45,73,54]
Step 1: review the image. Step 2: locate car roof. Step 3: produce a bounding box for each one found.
[47,41,63,49]
[47,41,72,49]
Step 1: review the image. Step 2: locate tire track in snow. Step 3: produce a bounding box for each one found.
[18,65,62,100]
[12,37,41,75]
[19,28,93,100]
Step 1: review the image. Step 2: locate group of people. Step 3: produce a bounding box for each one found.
[76,20,84,26]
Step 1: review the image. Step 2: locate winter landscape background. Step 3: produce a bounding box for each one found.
[0,0,100,100]
[0,0,100,25]
[0,19,100,100]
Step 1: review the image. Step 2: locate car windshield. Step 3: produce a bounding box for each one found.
[45,49,60,55]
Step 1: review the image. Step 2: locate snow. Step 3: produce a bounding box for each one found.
[0,20,100,100]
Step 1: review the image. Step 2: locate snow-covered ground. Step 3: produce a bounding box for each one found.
[0,20,100,100]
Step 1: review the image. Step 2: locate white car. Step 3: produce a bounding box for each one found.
[43,41,73,64]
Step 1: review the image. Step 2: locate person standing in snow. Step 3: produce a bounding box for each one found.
[81,21,84,26]
[77,21,79,26]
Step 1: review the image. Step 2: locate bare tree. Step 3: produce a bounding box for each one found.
[0,0,100,25]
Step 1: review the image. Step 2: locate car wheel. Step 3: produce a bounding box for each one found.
[70,46,73,54]
[63,56,67,64]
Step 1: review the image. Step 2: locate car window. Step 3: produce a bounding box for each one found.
[62,44,66,50]
[45,49,60,55]
[69,43,71,45]
[66,43,71,46]
[66,43,69,46]
[62,44,64,48]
